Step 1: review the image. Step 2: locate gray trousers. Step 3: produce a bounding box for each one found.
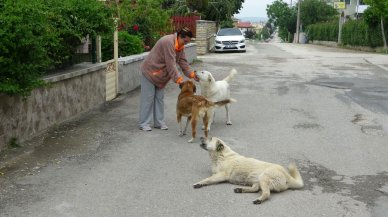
[139,73,166,128]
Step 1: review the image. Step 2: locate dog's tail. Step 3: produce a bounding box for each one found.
[212,98,236,107]
[223,68,237,83]
[287,163,304,189]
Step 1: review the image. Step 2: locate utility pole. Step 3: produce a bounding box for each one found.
[334,1,346,45]
[295,0,301,43]
[338,11,343,44]
[356,0,359,19]
[114,0,120,94]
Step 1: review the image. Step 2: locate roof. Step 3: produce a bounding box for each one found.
[237,21,253,28]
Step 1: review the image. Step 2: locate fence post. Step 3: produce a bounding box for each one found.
[91,37,97,63]
[96,35,102,63]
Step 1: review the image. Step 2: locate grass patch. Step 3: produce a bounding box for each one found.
[192,58,203,64]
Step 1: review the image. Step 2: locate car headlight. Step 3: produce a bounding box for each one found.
[216,40,222,44]
[239,39,245,43]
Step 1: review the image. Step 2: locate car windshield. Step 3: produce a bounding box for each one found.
[217,28,242,36]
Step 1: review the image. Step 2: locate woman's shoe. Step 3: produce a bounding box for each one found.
[155,125,168,130]
[139,126,152,131]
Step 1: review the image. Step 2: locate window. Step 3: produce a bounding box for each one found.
[341,0,351,4]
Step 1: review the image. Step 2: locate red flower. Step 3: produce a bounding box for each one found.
[133,25,139,31]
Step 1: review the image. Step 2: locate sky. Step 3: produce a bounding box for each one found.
[234,0,277,18]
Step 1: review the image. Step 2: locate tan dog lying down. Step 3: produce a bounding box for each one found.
[176,81,236,143]
[193,137,304,204]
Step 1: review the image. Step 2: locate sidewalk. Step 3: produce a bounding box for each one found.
[0,88,142,178]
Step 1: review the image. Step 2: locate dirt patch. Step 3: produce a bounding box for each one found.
[300,160,388,207]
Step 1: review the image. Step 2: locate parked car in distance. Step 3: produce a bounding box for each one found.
[214,28,246,53]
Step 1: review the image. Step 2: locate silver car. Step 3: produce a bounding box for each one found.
[214,28,246,52]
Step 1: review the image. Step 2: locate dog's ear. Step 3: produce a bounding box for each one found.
[216,140,224,152]
[207,75,212,83]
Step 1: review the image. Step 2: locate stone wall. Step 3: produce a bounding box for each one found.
[196,20,217,55]
[0,63,107,150]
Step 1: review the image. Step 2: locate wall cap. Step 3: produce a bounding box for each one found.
[43,62,108,83]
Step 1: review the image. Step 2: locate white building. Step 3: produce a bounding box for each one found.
[327,0,368,19]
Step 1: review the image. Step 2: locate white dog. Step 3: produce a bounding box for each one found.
[195,69,237,131]
[193,137,304,204]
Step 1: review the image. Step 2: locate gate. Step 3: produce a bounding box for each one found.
[171,16,200,38]
[106,60,117,101]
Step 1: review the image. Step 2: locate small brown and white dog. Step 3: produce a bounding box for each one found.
[193,137,304,204]
[176,80,236,143]
[196,69,237,131]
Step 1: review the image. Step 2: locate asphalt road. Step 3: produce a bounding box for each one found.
[1,41,388,217]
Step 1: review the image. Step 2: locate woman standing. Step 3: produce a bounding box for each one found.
[139,27,198,131]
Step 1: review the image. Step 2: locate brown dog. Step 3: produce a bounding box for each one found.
[176,80,236,143]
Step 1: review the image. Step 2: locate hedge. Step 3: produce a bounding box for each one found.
[306,18,387,48]
[306,21,338,42]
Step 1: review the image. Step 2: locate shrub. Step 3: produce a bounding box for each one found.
[101,31,144,62]
[244,30,256,39]
[0,0,114,97]
[0,1,54,96]
[118,32,144,56]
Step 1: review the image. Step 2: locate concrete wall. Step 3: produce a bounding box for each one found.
[0,63,107,150]
[118,53,147,94]
[196,20,217,55]
[118,43,197,93]
[0,43,197,150]
[311,40,382,52]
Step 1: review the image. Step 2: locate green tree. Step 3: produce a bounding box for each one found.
[46,0,114,68]
[187,0,208,12]
[219,20,234,28]
[204,0,244,22]
[258,26,271,41]
[119,0,173,48]
[363,0,388,50]
[300,0,338,28]
[266,0,297,42]
[169,0,244,23]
